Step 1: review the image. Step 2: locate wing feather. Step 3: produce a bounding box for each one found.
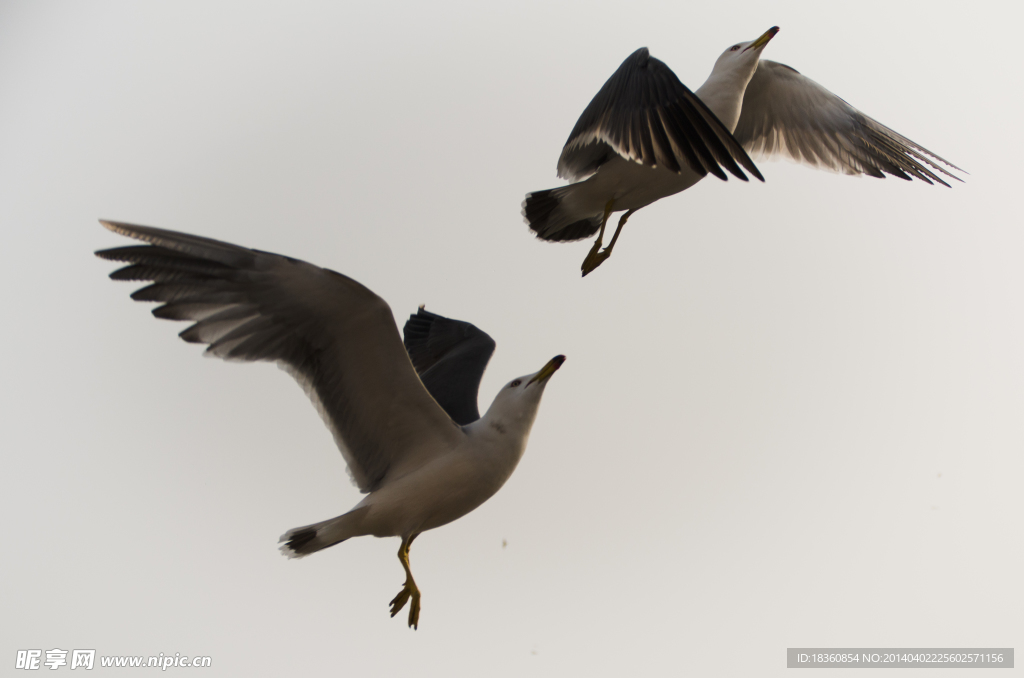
[557,48,763,183]
[734,60,963,186]
[402,308,495,426]
[97,220,464,493]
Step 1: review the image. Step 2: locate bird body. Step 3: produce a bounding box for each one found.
[286,369,546,545]
[296,417,530,549]
[529,58,758,238]
[557,155,703,222]
[524,42,766,252]
[542,60,757,224]
[96,220,564,629]
[524,27,963,275]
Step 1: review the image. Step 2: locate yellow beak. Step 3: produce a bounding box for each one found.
[527,355,566,387]
[744,26,779,53]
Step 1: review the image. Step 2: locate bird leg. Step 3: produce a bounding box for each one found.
[581,208,635,277]
[581,199,615,276]
[389,533,421,629]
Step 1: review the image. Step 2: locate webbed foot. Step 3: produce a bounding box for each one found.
[389,578,421,629]
[581,241,612,276]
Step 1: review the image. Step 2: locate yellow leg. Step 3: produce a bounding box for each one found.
[581,199,615,276]
[389,534,422,629]
[582,208,635,277]
[604,209,634,255]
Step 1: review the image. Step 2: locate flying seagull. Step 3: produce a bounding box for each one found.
[95,220,565,629]
[523,26,964,276]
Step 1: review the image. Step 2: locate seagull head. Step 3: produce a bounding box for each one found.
[711,26,779,80]
[479,355,565,436]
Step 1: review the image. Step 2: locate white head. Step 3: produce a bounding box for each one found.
[709,26,779,84]
[478,355,565,439]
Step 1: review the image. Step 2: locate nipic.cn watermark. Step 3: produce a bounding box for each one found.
[14,650,212,670]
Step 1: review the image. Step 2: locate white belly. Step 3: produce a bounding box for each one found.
[353,444,517,538]
[563,156,705,218]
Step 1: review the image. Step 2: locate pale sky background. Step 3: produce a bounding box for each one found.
[2,1,1021,675]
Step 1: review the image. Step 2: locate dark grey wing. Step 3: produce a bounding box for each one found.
[403,307,496,426]
[734,60,964,186]
[556,47,763,183]
[96,220,463,493]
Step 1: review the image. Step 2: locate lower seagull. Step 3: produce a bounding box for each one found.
[96,220,565,629]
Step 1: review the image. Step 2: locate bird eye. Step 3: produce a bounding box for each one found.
[509,380,521,388]
[729,45,741,51]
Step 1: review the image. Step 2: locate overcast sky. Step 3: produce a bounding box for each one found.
[2,1,1021,675]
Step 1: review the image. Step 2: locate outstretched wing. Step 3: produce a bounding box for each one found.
[734,60,963,186]
[96,220,464,493]
[557,47,764,184]
[403,307,496,426]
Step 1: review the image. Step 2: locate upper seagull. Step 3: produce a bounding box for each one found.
[523,27,964,275]
[96,220,565,630]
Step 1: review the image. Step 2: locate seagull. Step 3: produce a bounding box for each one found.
[95,220,565,629]
[523,26,964,276]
